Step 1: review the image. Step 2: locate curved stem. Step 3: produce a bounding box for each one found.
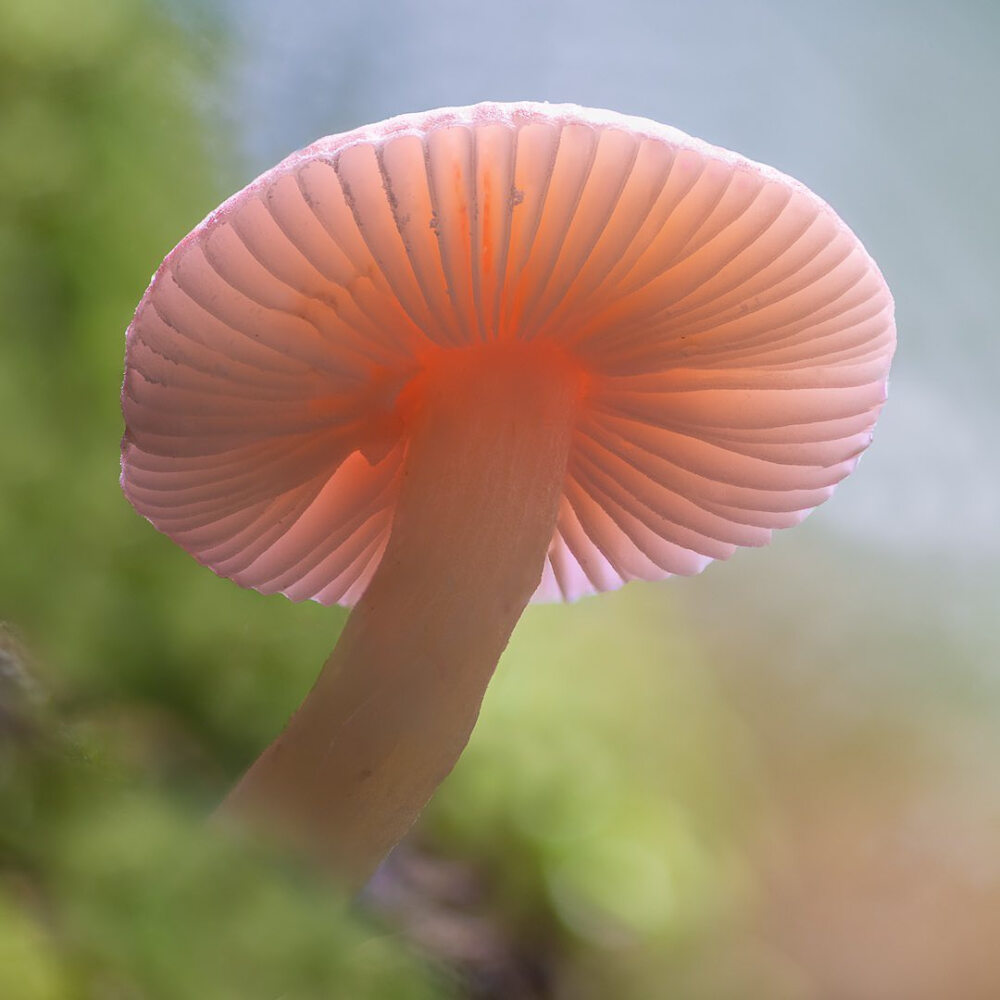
[220,345,582,886]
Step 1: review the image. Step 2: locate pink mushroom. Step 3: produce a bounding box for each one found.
[120,102,895,883]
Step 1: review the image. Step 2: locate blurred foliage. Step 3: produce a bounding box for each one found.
[423,591,763,998]
[0,649,444,999]
[0,0,442,995]
[0,0,343,785]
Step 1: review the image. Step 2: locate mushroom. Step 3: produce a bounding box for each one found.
[120,102,895,883]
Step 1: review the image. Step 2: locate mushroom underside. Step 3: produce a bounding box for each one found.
[121,102,895,884]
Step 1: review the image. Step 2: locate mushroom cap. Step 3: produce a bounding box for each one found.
[121,101,895,605]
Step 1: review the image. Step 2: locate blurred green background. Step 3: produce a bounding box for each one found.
[1,1,998,997]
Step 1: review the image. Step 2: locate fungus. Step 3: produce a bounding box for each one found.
[120,102,895,883]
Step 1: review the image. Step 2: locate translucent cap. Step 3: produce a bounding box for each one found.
[121,102,895,604]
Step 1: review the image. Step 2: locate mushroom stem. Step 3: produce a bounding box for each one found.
[220,345,583,885]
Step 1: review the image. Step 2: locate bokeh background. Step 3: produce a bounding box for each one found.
[2,1,998,997]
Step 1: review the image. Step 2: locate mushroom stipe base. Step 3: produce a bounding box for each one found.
[221,344,584,883]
